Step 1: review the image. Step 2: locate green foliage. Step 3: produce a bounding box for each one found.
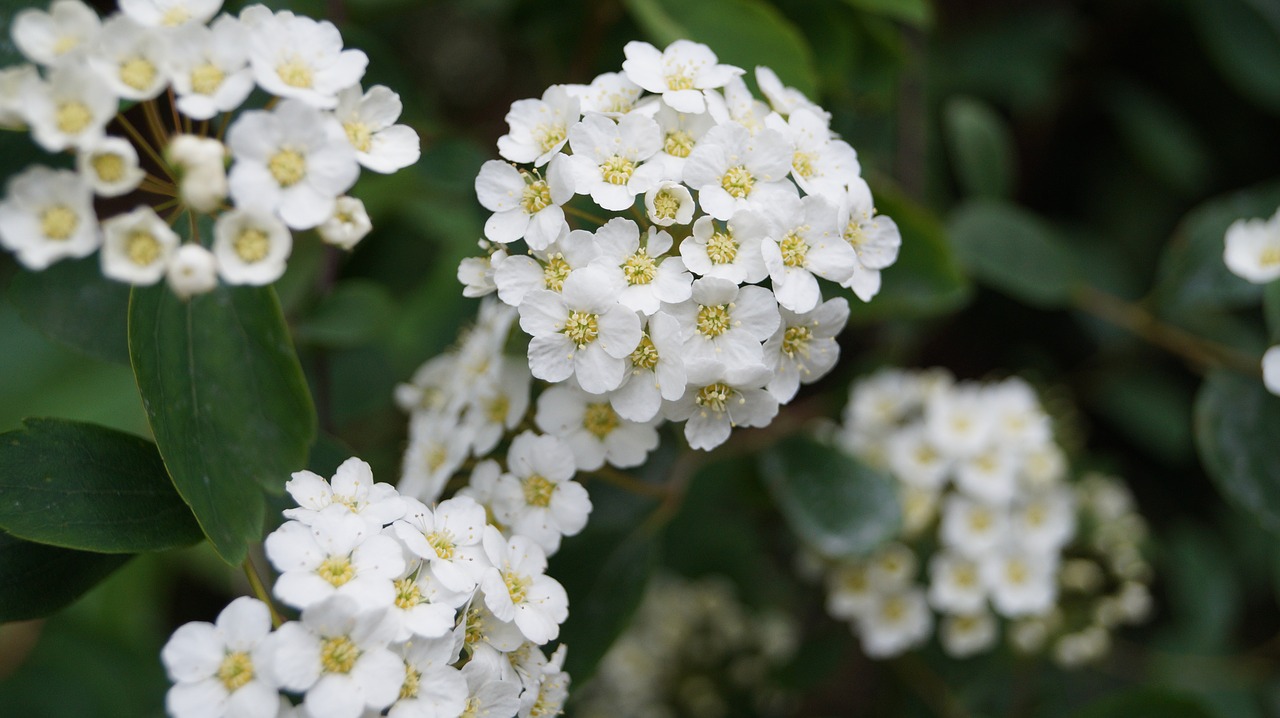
[840,0,933,27]
[759,435,900,559]
[947,199,1078,308]
[292,279,397,348]
[1194,369,1280,534]
[943,96,1015,199]
[1185,0,1280,114]
[0,531,131,622]
[8,257,131,365]
[1072,688,1216,718]
[0,419,201,553]
[128,285,316,564]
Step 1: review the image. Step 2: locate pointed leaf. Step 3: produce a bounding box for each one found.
[8,249,131,366]
[948,199,1078,308]
[943,96,1015,199]
[0,530,132,622]
[1194,369,1280,534]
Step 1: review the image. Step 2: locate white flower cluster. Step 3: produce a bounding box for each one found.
[161,457,570,718]
[809,370,1087,659]
[1222,209,1280,395]
[458,39,901,451]
[0,0,418,297]
[574,573,798,718]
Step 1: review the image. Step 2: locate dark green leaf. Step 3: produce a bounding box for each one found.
[943,96,1015,199]
[622,0,819,98]
[0,530,132,622]
[0,418,201,553]
[1194,369,1280,534]
[8,256,132,364]
[1072,688,1216,718]
[1265,282,1280,342]
[128,284,316,564]
[947,199,1078,308]
[1085,364,1194,465]
[841,0,932,27]
[1107,82,1212,196]
[1185,0,1280,113]
[759,435,900,559]
[293,280,396,348]
[1159,523,1241,652]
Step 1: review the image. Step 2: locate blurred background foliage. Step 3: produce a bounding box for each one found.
[2,0,1280,716]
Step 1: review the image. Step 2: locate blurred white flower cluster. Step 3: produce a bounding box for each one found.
[1222,209,1280,395]
[0,0,418,297]
[162,457,570,718]
[458,39,901,452]
[804,368,1150,663]
[574,573,798,718]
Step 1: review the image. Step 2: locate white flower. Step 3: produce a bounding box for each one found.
[168,134,229,213]
[680,211,770,284]
[764,297,848,402]
[120,0,222,28]
[317,196,373,250]
[212,208,292,285]
[855,588,932,658]
[649,102,716,176]
[165,15,255,120]
[939,494,1007,558]
[265,510,406,611]
[77,135,145,197]
[334,84,420,173]
[458,245,506,299]
[839,177,901,302]
[764,107,859,199]
[243,7,368,109]
[381,569,457,643]
[491,430,592,553]
[563,112,665,211]
[1224,209,1280,284]
[564,71,643,116]
[498,84,580,166]
[924,383,995,458]
[643,181,695,227]
[87,15,169,100]
[1265,345,1280,396]
[664,360,778,451]
[665,277,780,370]
[621,39,743,114]
[167,243,219,298]
[867,542,917,590]
[517,265,642,393]
[940,611,998,658]
[708,76,772,134]
[161,597,279,718]
[927,552,986,614]
[0,166,99,270]
[1011,489,1075,553]
[388,635,469,718]
[953,446,1020,505]
[100,206,179,285]
[475,156,573,250]
[610,311,687,422]
[825,561,874,620]
[535,383,660,473]
[885,426,950,489]
[755,65,828,120]
[589,220,692,315]
[479,526,570,645]
[517,653,570,718]
[283,457,407,531]
[981,548,1057,617]
[25,65,117,151]
[493,226,597,306]
[399,414,476,504]
[393,495,489,594]
[0,64,39,129]
[12,0,101,66]
[227,99,360,229]
[266,596,402,718]
[456,656,521,718]
[683,121,796,221]
[761,193,856,313]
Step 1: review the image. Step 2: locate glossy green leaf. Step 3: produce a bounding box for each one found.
[128,284,316,564]
[1185,0,1280,113]
[623,0,819,98]
[0,530,132,622]
[293,280,397,348]
[0,418,201,553]
[760,435,900,559]
[947,199,1078,308]
[841,0,932,27]
[943,96,1015,199]
[8,256,132,364]
[1073,688,1216,718]
[1194,369,1280,534]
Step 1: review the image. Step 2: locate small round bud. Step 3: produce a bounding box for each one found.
[166,243,218,299]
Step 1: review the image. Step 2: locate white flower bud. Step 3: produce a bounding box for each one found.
[166,243,218,299]
[317,195,371,250]
[166,134,227,213]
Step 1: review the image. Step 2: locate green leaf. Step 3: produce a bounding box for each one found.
[1194,369,1280,534]
[947,199,1078,308]
[622,0,820,98]
[1085,364,1194,466]
[0,530,132,622]
[8,256,132,365]
[1184,0,1280,113]
[128,284,316,564]
[1264,281,1280,342]
[293,280,397,348]
[759,435,900,559]
[846,182,971,320]
[0,419,201,553]
[1107,82,1212,196]
[841,0,932,27]
[1152,180,1280,313]
[1072,688,1216,718]
[943,95,1015,198]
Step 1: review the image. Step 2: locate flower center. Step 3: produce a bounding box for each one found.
[522,474,556,508]
[216,651,254,692]
[276,57,314,88]
[792,150,817,178]
[317,556,354,587]
[534,122,566,153]
[706,230,738,264]
[781,325,811,358]
[622,250,658,285]
[1260,246,1280,267]
[664,130,695,158]
[651,190,681,221]
[967,508,993,533]
[399,663,422,700]
[52,35,79,55]
[845,216,868,248]
[696,303,732,338]
[695,382,734,413]
[542,255,570,291]
[162,6,191,26]
[583,402,620,439]
[485,394,510,424]
[426,529,456,560]
[630,334,659,370]
[425,443,448,472]
[55,101,92,135]
[600,154,636,185]
[344,121,373,153]
[463,607,484,648]
[126,231,162,267]
[320,636,360,674]
[393,577,422,609]
[721,165,754,198]
[119,57,157,91]
[881,596,907,623]
[779,230,808,268]
[268,149,306,187]
[461,697,483,718]
[666,69,695,91]
[1004,559,1029,585]
[504,570,532,605]
[40,206,78,241]
[841,567,869,592]
[189,63,225,95]
[563,309,599,348]
[521,179,552,214]
[91,152,125,183]
[955,565,978,588]
[234,228,270,263]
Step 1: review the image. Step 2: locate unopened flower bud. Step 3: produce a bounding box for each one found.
[167,243,218,299]
[317,195,371,250]
[167,134,228,213]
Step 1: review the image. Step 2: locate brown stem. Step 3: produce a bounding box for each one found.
[585,465,668,499]
[242,555,284,628]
